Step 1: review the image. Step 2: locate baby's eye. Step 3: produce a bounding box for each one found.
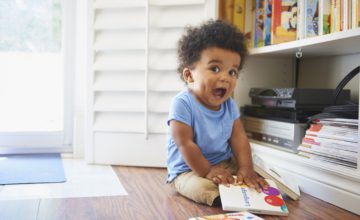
[210,66,220,73]
[229,69,239,77]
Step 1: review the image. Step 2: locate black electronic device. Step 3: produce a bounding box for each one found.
[243,105,322,123]
[249,88,350,109]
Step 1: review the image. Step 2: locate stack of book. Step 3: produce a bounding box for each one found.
[297,118,358,169]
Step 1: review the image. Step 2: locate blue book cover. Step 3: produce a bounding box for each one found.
[254,0,265,47]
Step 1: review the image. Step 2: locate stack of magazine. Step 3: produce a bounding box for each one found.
[297,118,358,169]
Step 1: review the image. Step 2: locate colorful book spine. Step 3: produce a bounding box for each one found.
[254,0,265,47]
[264,0,272,45]
[219,0,235,23]
[351,0,360,29]
[323,0,332,34]
[297,0,306,39]
[244,0,256,49]
[358,0,360,27]
[306,0,319,37]
[233,0,246,32]
[330,0,341,32]
[271,0,298,44]
[347,0,352,29]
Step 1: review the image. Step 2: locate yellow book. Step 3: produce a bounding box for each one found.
[233,0,246,32]
[219,0,235,23]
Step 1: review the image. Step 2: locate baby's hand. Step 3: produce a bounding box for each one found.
[236,167,268,192]
[205,165,234,185]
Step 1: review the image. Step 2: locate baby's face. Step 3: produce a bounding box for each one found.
[185,47,241,111]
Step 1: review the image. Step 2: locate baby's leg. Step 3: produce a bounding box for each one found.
[172,171,218,206]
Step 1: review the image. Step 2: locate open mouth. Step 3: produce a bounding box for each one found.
[212,88,227,98]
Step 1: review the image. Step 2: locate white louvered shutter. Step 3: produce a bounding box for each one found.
[87,0,216,166]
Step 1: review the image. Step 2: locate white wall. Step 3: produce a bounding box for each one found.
[234,56,293,107]
[299,53,360,101]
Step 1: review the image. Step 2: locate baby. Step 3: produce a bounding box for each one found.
[166,20,267,206]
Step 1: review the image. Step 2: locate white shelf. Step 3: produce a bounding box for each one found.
[250,140,360,181]
[250,29,360,57]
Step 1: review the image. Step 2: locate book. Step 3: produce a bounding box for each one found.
[219,0,235,23]
[298,144,358,163]
[298,151,358,168]
[323,0,332,34]
[305,0,319,37]
[189,211,264,220]
[263,0,272,45]
[297,0,306,39]
[252,154,301,200]
[254,0,265,47]
[219,178,289,216]
[271,0,298,44]
[306,123,358,143]
[233,0,246,32]
[244,0,256,49]
[302,135,358,152]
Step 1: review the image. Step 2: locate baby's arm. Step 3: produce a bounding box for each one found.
[230,118,268,191]
[170,120,233,184]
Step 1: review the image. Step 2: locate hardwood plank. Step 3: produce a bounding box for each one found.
[34,166,360,219]
[37,197,97,220]
[0,199,40,220]
[110,166,360,220]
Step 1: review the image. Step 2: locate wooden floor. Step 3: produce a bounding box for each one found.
[0,166,359,220]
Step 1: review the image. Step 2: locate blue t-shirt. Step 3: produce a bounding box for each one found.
[166,89,240,182]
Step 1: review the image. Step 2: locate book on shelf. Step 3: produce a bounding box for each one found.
[252,154,301,200]
[254,0,265,47]
[233,0,246,32]
[189,211,264,220]
[306,123,358,143]
[305,0,319,37]
[271,0,298,44]
[244,0,255,49]
[353,0,360,28]
[298,151,358,168]
[302,135,358,152]
[323,0,332,34]
[219,178,289,216]
[299,117,359,169]
[313,118,358,127]
[298,144,358,164]
[231,0,360,48]
[263,0,272,45]
[297,0,306,39]
[219,0,235,23]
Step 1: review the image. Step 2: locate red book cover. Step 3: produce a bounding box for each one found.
[271,0,298,44]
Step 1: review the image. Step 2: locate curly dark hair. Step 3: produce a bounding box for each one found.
[177,19,248,82]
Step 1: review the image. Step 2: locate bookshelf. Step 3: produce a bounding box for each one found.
[216,0,360,215]
[250,29,360,57]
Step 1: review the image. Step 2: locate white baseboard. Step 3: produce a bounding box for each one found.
[276,165,360,215]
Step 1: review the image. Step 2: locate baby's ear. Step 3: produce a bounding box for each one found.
[182,68,194,83]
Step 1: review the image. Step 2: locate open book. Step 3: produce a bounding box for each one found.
[219,179,289,216]
[252,154,301,200]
